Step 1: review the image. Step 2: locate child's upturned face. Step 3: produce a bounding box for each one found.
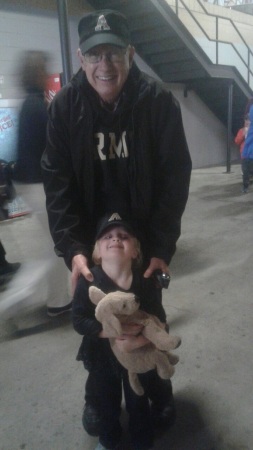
[97,226,138,262]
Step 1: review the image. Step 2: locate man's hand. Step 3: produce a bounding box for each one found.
[71,254,94,294]
[143,257,169,278]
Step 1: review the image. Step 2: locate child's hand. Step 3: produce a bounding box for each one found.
[115,334,150,352]
[120,322,144,336]
[98,323,143,339]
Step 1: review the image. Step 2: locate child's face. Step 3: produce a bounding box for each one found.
[97,226,138,263]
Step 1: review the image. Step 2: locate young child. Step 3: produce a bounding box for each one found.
[72,213,169,450]
[234,114,250,158]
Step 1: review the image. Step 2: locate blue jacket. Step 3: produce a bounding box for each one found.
[242,105,253,159]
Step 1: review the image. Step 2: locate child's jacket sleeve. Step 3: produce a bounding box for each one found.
[72,275,102,337]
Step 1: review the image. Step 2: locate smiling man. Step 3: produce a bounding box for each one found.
[41,8,192,447]
[78,43,134,105]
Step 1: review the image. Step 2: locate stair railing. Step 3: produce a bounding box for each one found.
[164,0,253,88]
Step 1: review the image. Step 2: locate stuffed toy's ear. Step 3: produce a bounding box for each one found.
[100,315,123,337]
[89,286,106,305]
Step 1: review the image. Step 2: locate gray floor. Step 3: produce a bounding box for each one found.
[0,164,252,450]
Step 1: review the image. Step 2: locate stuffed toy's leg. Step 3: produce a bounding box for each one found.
[128,372,145,396]
[154,351,176,379]
[142,321,181,350]
[167,352,179,366]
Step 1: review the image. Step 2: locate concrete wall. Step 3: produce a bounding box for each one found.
[0,1,239,168]
[135,55,237,168]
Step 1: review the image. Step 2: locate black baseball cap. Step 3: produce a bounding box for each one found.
[78,9,131,54]
[95,213,135,240]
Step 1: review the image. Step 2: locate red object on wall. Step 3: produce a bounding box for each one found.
[45,74,62,103]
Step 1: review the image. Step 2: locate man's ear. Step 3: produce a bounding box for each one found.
[77,48,85,70]
[128,46,135,68]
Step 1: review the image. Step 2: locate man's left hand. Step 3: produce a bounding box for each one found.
[143,257,169,278]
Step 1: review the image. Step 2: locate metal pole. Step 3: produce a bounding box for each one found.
[57,0,73,86]
[226,81,233,174]
[216,17,218,65]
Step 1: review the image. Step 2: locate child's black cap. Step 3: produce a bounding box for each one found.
[95,213,135,240]
[78,9,131,54]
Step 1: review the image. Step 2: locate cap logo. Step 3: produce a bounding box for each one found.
[95,15,111,32]
[108,213,122,222]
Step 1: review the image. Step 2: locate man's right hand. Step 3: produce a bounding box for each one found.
[71,254,94,294]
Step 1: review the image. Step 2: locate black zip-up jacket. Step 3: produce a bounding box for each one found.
[73,265,166,370]
[41,64,192,269]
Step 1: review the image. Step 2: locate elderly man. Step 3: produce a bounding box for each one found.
[41,8,192,447]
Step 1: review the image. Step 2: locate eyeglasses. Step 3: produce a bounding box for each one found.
[83,47,128,64]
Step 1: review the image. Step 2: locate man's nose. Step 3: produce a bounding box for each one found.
[99,53,112,63]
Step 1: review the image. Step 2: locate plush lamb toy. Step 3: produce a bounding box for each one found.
[89,286,181,396]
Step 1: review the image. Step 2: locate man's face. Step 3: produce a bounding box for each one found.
[78,44,135,104]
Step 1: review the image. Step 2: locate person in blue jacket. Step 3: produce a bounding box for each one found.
[241,98,253,193]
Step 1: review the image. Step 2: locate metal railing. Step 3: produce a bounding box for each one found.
[207,0,253,6]
[167,0,253,88]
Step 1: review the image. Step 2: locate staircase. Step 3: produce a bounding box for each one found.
[87,0,253,135]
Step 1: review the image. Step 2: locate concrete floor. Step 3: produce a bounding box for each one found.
[0,164,253,450]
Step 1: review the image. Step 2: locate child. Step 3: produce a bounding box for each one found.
[234,114,250,158]
[72,213,169,450]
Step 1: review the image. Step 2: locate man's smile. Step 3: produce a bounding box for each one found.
[97,75,115,81]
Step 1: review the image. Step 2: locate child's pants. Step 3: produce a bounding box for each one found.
[0,240,6,264]
[85,364,154,449]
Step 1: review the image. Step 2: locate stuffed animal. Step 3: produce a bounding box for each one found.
[89,286,181,396]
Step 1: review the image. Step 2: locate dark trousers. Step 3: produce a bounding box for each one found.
[242,158,253,189]
[85,365,154,449]
[0,240,6,265]
[141,370,173,408]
